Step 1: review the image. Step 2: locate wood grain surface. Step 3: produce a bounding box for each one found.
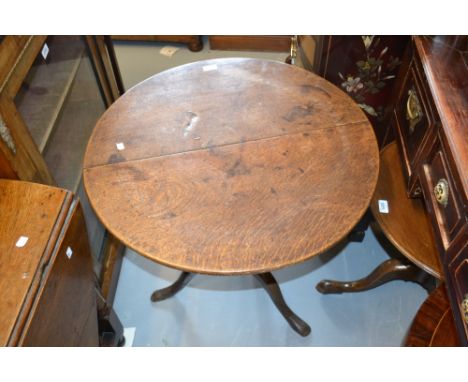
[19,201,99,346]
[0,36,32,89]
[0,179,68,345]
[370,142,443,278]
[208,36,291,52]
[83,58,367,169]
[416,36,468,199]
[111,36,203,52]
[405,283,459,347]
[84,58,379,275]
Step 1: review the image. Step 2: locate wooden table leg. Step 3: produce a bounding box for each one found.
[96,285,125,346]
[151,271,310,336]
[150,271,195,302]
[255,272,311,337]
[348,209,373,243]
[316,258,436,294]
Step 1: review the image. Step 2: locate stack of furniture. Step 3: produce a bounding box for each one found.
[317,36,467,346]
[0,35,124,308]
[0,35,125,345]
[392,36,467,345]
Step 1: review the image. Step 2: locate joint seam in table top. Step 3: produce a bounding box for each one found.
[82,117,379,275]
[84,118,370,171]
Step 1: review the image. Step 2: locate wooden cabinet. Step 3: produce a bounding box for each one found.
[0,36,124,302]
[0,36,121,190]
[0,179,99,346]
[391,36,467,345]
[393,61,437,191]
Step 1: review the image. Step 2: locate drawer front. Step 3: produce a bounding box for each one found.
[421,139,464,249]
[395,66,434,167]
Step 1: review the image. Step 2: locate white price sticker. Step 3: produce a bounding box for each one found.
[66,247,73,259]
[116,142,125,151]
[202,64,218,72]
[41,43,49,60]
[16,236,29,248]
[160,46,179,58]
[378,199,389,214]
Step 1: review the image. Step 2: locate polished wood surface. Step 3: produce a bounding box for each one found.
[316,141,440,294]
[0,36,32,87]
[149,269,312,336]
[208,36,291,52]
[392,36,467,345]
[0,179,104,346]
[370,142,442,278]
[151,271,195,302]
[0,179,68,345]
[19,201,99,346]
[0,35,122,185]
[0,148,17,178]
[1,36,47,97]
[317,258,435,294]
[85,36,118,108]
[0,36,54,185]
[254,272,311,336]
[84,58,379,275]
[83,58,368,169]
[111,35,203,52]
[99,232,125,306]
[406,283,459,347]
[1,35,127,308]
[416,36,467,199]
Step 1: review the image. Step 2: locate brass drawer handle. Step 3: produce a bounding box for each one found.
[462,295,468,325]
[434,178,449,207]
[406,88,422,134]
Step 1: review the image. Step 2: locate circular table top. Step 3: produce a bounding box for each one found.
[83,58,379,275]
[370,142,442,278]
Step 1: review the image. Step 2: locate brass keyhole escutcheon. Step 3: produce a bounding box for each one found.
[462,295,468,325]
[434,178,449,208]
[406,88,422,134]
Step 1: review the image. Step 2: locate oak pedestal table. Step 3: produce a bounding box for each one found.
[83,58,379,337]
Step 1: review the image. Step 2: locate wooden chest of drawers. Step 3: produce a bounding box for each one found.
[392,36,467,345]
[0,179,99,346]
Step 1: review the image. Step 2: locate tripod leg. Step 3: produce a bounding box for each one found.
[151,272,195,302]
[255,272,311,337]
[316,258,434,294]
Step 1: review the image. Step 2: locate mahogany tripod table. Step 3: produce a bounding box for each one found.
[83,58,379,337]
[316,142,443,295]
